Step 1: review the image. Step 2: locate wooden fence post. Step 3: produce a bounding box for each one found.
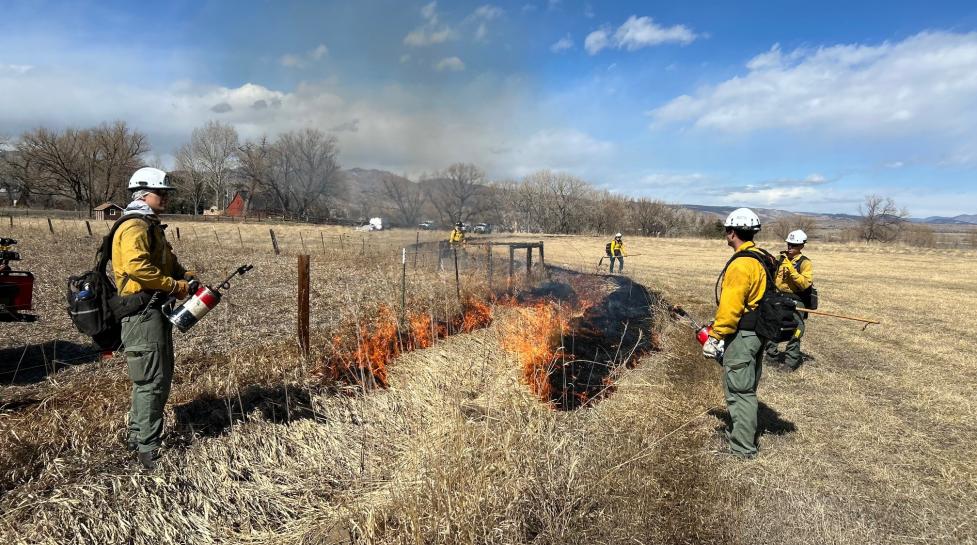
[237,227,244,248]
[453,246,461,302]
[270,229,281,255]
[486,242,493,289]
[400,248,407,330]
[526,247,533,277]
[319,231,326,254]
[85,221,93,237]
[299,231,307,253]
[176,227,181,240]
[298,255,310,359]
[538,241,544,267]
[213,228,222,249]
[508,246,515,293]
[47,218,54,234]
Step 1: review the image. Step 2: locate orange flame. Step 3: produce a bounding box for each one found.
[500,302,568,402]
[318,297,496,388]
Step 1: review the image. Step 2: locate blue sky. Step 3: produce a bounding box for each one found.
[2,0,977,216]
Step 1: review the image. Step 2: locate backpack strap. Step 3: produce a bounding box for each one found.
[714,248,777,304]
[96,215,156,276]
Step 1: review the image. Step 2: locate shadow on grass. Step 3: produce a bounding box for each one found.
[708,402,797,436]
[171,384,323,441]
[0,340,102,385]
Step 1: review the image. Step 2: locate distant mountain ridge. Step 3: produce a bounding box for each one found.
[678,204,977,225]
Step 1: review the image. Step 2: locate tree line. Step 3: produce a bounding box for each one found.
[0,120,944,243]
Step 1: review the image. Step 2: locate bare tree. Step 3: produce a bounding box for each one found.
[278,129,343,216]
[527,170,590,234]
[425,163,486,224]
[15,122,147,214]
[858,194,908,242]
[174,143,208,215]
[381,174,426,226]
[191,121,239,209]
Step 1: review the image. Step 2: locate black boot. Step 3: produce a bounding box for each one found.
[137,450,159,470]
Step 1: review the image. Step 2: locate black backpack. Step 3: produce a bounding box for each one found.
[716,248,800,343]
[605,242,613,257]
[66,215,158,350]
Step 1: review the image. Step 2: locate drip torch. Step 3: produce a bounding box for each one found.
[166,264,253,332]
[669,305,723,362]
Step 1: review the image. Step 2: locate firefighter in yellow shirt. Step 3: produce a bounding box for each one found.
[703,208,768,459]
[766,230,814,371]
[449,222,465,245]
[113,167,192,469]
[608,233,626,273]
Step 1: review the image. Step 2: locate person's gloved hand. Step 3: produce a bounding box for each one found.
[702,336,724,361]
[170,280,190,300]
[183,271,197,281]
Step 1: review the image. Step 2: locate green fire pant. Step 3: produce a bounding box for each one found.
[609,256,624,272]
[721,329,765,457]
[766,310,805,369]
[121,307,175,453]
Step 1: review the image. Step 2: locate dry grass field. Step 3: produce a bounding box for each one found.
[1,218,975,544]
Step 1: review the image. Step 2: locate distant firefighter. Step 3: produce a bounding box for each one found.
[606,233,626,273]
[766,230,815,371]
[449,222,465,245]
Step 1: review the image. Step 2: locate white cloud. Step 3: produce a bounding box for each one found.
[405,2,457,46]
[641,172,707,187]
[650,31,977,142]
[404,27,456,46]
[310,44,329,60]
[0,64,33,75]
[614,16,696,50]
[279,44,329,68]
[584,3,595,19]
[586,16,697,55]
[421,1,438,22]
[507,128,613,176]
[584,29,610,54]
[550,35,573,53]
[435,56,466,71]
[473,5,504,20]
[708,174,835,206]
[279,54,302,68]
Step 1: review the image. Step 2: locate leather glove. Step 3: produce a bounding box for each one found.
[183,271,197,281]
[170,279,190,300]
[702,336,725,361]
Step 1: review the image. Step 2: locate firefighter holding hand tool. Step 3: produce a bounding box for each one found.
[607,233,626,273]
[704,208,769,459]
[113,167,193,469]
[766,230,813,371]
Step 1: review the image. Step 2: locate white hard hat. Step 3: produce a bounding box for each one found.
[614,232,622,238]
[128,167,176,191]
[724,208,761,232]
[786,230,807,244]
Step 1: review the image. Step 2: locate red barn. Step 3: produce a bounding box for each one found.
[226,192,247,217]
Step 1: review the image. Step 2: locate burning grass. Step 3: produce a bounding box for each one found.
[3,222,974,544]
[315,296,495,388]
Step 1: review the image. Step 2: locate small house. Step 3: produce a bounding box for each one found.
[93,202,124,221]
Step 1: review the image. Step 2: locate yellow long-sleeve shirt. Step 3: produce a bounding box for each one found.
[775,254,813,295]
[111,216,186,296]
[609,239,625,257]
[449,228,465,244]
[711,241,768,340]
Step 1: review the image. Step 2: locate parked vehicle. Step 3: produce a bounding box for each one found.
[473,223,492,234]
[418,221,435,230]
